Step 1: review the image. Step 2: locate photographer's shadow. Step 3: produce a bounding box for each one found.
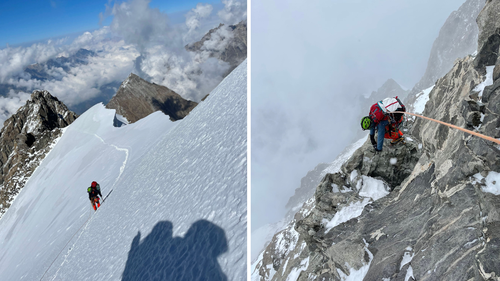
[122,220,228,281]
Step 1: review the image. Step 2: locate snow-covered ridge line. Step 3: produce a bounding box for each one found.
[93,133,129,188]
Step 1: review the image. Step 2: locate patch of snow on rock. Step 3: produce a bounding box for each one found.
[473,65,495,98]
[400,247,414,270]
[473,171,500,195]
[286,257,309,281]
[359,176,390,201]
[324,198,371,233]
[405,265,414,281]
[413,85,435,114]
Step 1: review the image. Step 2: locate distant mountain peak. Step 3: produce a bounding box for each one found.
[185,20,247,75]
[120,73,140,89]
[106,74,198,123]
[366,78,408,103]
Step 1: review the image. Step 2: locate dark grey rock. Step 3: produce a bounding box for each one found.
[494,62,500,81]
[342,139,421,189]
[474,0,500,68]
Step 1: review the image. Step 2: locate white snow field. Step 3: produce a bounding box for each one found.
[0,60,247,281]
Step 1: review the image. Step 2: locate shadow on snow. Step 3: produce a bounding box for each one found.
[122,220,228,281]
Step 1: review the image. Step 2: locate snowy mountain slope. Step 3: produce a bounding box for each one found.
[0,60,247,280]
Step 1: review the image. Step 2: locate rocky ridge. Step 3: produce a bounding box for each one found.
[407,0,485,104]
[185,20,247,74]
[105,73,198,123]
[0,90,77,218]
[253,0,500,280]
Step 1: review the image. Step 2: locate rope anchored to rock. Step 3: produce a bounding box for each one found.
[392,111,500,145]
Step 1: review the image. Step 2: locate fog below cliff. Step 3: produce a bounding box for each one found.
[251,0,467,230]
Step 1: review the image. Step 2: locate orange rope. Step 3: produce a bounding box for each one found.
[392,111,500,145]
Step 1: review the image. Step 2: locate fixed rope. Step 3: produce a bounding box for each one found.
[392,111,500,145]
[39,133,126,280]
[39,207,93,281]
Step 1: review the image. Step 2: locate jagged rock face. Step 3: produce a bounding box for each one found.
[0,90,77,217]
[474,0,500,68]
[257,224,304,279]
[411,55,488,176]
[251,139,421,281]
[291,140,421,279]
[282,50,500,281]
[342,140,421,188]
[105,73,198,123]
[252,197,316,281]
[407,0,485,101]
[185,20,247,74]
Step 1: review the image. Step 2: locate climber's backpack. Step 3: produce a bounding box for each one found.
[369,96,406,124]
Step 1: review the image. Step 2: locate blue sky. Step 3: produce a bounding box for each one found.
[0,0,220,47]
[0,0,245,124]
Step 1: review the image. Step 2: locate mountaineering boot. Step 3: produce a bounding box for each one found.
[390,137,405,145]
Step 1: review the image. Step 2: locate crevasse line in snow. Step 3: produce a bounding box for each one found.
[93,133,129,188]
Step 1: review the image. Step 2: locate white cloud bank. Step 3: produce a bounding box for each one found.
[0,0,247,125]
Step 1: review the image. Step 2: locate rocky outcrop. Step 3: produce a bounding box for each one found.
[252,139,422,281]
[105,73,198,123]
[0,90,77,217]
[474,0,500,68]
[407,0,485,102]
[255,51,500,280]
[185,20,247,74]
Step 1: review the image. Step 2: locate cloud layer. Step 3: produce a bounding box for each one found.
[0,0,247,125]
[107,0,245,101]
